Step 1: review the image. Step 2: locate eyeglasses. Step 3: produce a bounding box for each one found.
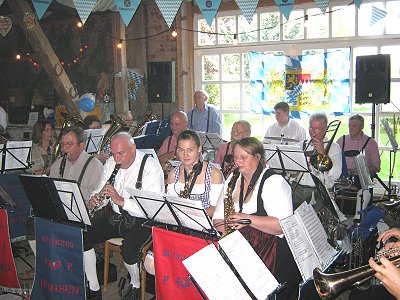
[231,130,248,135]
[60,142,78,147]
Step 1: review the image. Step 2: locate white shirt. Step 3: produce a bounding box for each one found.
[263,119,306,145]
[213,168,293,223]
[0,106,7,130]
[94,150,164,216]
[294,138,342,188]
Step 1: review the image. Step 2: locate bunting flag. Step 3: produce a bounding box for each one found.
[354,0,363,8]
[235,0,259,24]
[155,0,183,28]
[314,0,329,14]
[249,49,351,119]
[114,0,141,27]
[32,0,53,20]
[0,0,4,7]
[370,5,387,26]
[72,0,96,24]
[274,0,295,21]
[127,69,143,101]
[31,218,85,300]
[196,0,222,26]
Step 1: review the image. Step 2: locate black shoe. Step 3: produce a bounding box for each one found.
[120,284,140,300]
[87,288,102,300]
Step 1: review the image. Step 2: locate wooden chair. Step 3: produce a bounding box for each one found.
[103,238,124,291]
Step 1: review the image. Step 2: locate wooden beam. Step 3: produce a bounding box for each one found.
[7,0,82,119]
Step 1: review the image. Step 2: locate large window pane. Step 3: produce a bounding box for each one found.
[242,53,250,80]
[243,112,266,140]
[222,113,240,140]
[381,45,400,79]
[283,10,304,40]
[221,83,240,110]
[260,11,280,41]
[197,19,216,46]
[358,2,384,36]
[204,84,220,107]
[221,54,240,81]
[243,83,251,111]
[383,81,400,112]
[238,15,258,43]
[386,1,400,34]
[202,55,220,81]
[306,8,328,39]
[217,16,236,45]
[332,5,355,37]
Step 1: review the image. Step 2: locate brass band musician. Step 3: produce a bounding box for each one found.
[30,120,55,175]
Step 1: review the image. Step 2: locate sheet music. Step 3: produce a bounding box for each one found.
[183,244,252,300]
[355,153,373,190]
[0,141,32,170]
[196,131,224,150]
[53,179,91,226]
[84,128,104,154]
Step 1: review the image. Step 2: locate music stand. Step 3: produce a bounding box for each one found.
[126,188,219,240]
[84,128,104,154]
[0,141,32,173]
[264,144,309,176]
[196,131,224,151]
[19,174,91,228]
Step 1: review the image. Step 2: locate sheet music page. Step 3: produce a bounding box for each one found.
[3,141,32,169]
[126,188,178,225]
[84,128,104,153]
[280,214,321,281]
[53,180,91,226]
[218,231,279,299]
[165,195,214,232]
[295,202,337,265]
[183,243,252,300]
[264,144,308,172]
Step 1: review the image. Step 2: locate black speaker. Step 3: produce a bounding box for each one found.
[147,61,175,103]
[355,54,390,104]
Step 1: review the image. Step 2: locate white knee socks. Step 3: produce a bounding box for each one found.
[84,248,100,291]
[124,262,140,288]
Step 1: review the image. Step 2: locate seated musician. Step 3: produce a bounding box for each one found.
[83,115,102,129]
[85,132,164,299]
[157,111,188,172]
[30,120,55,175]
[117,110,135,135]
[263,101,306,145]
[292,113,342,211]
[336,114,380,221]
[214,120,251,178]
[213,137,301,300]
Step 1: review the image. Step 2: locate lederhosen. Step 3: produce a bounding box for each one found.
[190,107,210,132]
[341,135,371,189]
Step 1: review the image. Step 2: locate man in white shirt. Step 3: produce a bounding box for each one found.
[84,132,164,299]
[263,102,306,145]
[292,113,342,211]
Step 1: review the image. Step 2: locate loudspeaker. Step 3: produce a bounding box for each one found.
[147,61,175,103]
[355,54,390,104]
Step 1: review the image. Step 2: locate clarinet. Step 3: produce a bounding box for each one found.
[58,153,67,178]
[88,164,121,219]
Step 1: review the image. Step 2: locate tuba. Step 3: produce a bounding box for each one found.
[53,112,84,157]
[131,112,157,136]
[310,120,341,172]
[97,114,126,154]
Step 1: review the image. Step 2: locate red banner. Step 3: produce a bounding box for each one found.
[153,227,214,300]
[0,209,20,289]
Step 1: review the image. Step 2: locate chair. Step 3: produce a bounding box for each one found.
[103,238,124,291]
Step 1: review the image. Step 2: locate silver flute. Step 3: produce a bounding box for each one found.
[88,164,121,218]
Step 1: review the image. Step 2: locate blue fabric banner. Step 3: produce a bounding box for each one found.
[249,49,351,119]
[196,0,222,26]
[235,0,259,24]
[155,0,183,28]
[31,218,85,300]
[0,174,30,241]
[72,0,96,24]
[32,0,53,20]
[274,0,295,21]
[114,0,141,27]
[127,69,143,101]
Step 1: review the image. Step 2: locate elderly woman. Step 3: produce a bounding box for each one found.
[213,137,301,300]
[166,129,224,217]
[31,120,55,175]
[213,120,251,178]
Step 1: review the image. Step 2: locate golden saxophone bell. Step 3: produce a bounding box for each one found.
[98,114,127,154]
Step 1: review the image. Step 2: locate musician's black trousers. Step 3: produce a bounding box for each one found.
[83,214,151,265]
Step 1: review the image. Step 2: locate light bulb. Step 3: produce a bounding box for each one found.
[16,54,21,60]
[117,39,123,49]
[77,21,83,28]
[172,29,178,38]
[304,15,309,28]
[233,33,238,45]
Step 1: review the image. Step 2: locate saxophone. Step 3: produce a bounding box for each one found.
[179,163,199,199]
[222,160,235,179]
[88,164,121,219]
[58,153,67,178]
[224,169,240,236]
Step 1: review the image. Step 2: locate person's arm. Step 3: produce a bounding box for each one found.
[210,106,222,135]
[366,138,381,174]
[369,256,400,299]
[378,227,400,244]
[322,142,342,186]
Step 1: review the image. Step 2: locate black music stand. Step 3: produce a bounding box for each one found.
[196,131,224,151]
[84,128,104,154]
[0,141,33,173]
[126,188,219,240]
[18,174,91,229]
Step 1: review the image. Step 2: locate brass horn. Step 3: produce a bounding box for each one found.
[53,112,84,157]
[313,254,400,300]
[309,120,341,172]
[131,112,157,136]
[97,114,126,154]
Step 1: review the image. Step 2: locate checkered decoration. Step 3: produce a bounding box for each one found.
[0,0,4,7]
[235,0,258,24]
[370,5,387,26]
[155,0,183,28]
[314,0,329,13]
[72,0,96,24]
[127,69,143,101]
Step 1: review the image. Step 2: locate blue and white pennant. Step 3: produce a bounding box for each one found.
[127,69,143,101]
[0,0,4,7]
[314,0,329,14]
[72,0,97,25]
[155,0,183,28]
[370,5,387,26]
[235,0,259,25]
